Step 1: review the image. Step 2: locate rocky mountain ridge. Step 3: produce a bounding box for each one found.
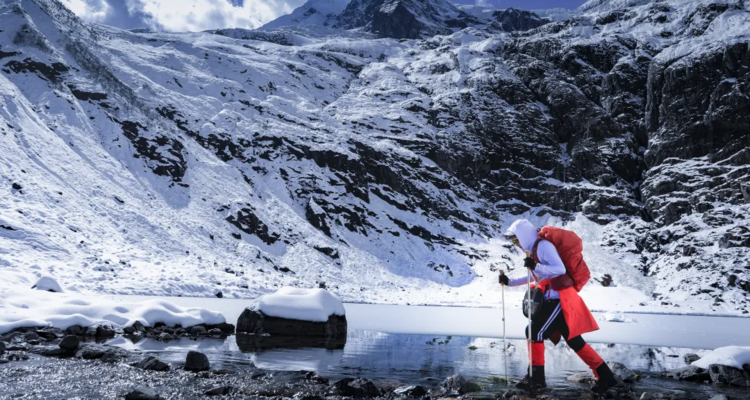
[0,0,748,312]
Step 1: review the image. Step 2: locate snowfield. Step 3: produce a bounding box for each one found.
[0,0,748,315]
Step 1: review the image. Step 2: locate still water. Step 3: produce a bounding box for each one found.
[105,296,750,397]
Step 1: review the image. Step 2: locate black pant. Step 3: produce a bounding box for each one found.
[525,299,586,352]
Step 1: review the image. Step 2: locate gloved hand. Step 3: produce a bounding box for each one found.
[524,257,536,270]
[499,273,509,286]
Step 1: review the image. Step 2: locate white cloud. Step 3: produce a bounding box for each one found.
[59,0,306,32]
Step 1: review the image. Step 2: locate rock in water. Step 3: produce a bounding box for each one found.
[567,372,596,384]
[441,374,481,395]
[393,385,428,398]
[608,361,640,382]
[135,356,171,372]
[205,386,231,396]
[190,325,207,335]
[664,365,709,382]
[708,364,750,386]
[0,341,5,355]
[124,387,164,400]
[185,351,210,371]
[237,309,347,339]
[59,335,80,350]
[331,378,380,397]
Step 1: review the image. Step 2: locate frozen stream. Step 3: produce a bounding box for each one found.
[102,295,750,397]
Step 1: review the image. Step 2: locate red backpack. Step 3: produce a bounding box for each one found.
[531,226,590,292]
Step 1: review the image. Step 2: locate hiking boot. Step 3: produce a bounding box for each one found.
[516,366,546,392]
[591,362,617,394]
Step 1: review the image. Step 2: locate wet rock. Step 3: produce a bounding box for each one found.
[567,372,596,384]
[441,374,481,395]
[393,385,428,398]
[236,309,347,340]
[185,350,210,371]
[205,386,231,396]
[684,353,701,364]
[124,387,164,400]
[96,325,116,337]
[214,322,235,334]
[101,348,128,363]
[664,365,709,382]
[76,346,106,360]
[190,325,207,335]
[66,325,83,335]
[85,326,97,336]
[59,335,80,350]
[157,332,173,342]
[708,364,750,386]
[0,342,6,355]
[133,321,146,332]
[36,328,61,340]
[123,326,136,334]
[608,361,640,382]
[135,356,171,372]
[331,377,380,397]
[708,395,728,400]
[208,328,222,336]
[24,332,39,341]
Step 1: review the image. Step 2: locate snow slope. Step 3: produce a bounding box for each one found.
[0,0,748,314]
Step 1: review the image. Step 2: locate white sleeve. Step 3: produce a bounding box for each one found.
[508,275,530,287]
[534,240,566,279]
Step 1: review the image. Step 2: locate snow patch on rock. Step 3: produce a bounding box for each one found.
[31,276,64,292]
[693,346,750,370]
[252,287,345,322]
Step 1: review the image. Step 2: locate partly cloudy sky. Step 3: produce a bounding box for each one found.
[59,0,587,32]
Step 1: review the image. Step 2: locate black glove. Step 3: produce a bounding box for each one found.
[499,273,509,286]
[524,257,536,270]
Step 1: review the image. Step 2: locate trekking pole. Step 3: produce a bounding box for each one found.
[501,270,508,387]
[525,251,533,393]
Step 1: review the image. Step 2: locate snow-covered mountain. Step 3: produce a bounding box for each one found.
[0,0,748,313]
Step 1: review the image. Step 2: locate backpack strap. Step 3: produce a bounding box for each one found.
[531,237,543,264]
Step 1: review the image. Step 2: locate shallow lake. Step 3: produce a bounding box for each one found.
[105,296,750,398]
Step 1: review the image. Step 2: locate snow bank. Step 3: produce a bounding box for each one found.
[693,346,750,369]
[31,276,64,292]
[0,281,226,334]
[599,313,636,323]
[252,287,345,322]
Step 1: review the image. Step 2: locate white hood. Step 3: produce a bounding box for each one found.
[504,219,539,253]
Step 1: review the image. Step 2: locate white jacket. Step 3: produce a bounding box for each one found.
[504,219,566,299]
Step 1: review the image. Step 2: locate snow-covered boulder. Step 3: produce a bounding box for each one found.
[692,346,750,387]
[236,287,347,346]
[31,276,63,293]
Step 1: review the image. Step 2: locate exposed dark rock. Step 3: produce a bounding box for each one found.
[190,325,208,335]
[124,387,164,400]
[0,341,5,355]
[440,374,481,395]
[135,356,171,372]
[236,309,347,340]
[708,364,750,386]
[225,206,280,245]
[331,377,380,397]
[59,335,80,350]
[392,385,428,398]
[66,325,83,335]
[490,8,549,32]
[205,386,231,396]
[185,350,210,372]
[608,361,640,383]
[664,365,709,382]
[684,353,701,364]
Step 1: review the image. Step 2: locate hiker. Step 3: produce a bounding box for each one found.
[498,219,617,394]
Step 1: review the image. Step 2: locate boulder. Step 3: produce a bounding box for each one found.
[24,332,39,341]
[205,386,231,396]
[236,309,347,340]
[664,365,709,382]
[157,332,173,342]
[0,341,6,355]
[441,374,481,395]
[208,328,222,336]
[124,387,164,400]
[135,356,171,372]
[214,322,235,334]
[567,372,596,384]
[185,351,210,371]
[708,364,750,386]
[190,325,207,335]
[66,325,83,335]
[96,325,116,337]
[392,385,428,398]
[76,346,106,360]
[331,378,380,397]
[608,361,640,382]
[684,353,701,364]
[709,395,728,400]
[133,321,146,332]
[59,335,80,350]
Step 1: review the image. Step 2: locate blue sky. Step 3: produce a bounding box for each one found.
[60,0,587,32]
